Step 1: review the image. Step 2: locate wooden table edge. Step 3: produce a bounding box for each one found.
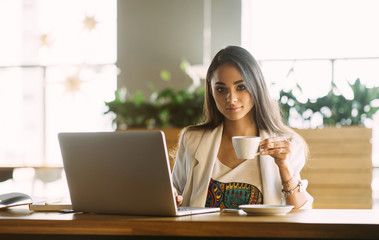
[0,218,378,239]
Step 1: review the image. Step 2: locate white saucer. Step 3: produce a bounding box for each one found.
[239,205,294,216]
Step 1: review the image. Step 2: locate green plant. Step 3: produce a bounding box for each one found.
[104,87,204,129]
[155,87,205,127]
[104,63,205,129]
[279,78,379,127]
[104,89,160,129]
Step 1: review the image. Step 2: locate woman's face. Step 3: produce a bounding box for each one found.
[210,63,254,122]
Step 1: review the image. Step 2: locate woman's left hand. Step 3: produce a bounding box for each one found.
[260,136,291,167]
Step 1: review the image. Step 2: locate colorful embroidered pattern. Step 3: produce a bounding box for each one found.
[205,178,263,209]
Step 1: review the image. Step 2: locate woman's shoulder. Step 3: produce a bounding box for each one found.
[180,125,222,147]
[180,126,207,143]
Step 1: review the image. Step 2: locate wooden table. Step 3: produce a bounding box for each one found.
[0,207,378,239]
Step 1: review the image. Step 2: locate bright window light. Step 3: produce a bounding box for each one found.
[242,0,379,103]
[0,0,117,167]
[242,0,379,59]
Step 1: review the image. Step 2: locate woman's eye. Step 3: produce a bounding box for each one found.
[216,87,225,93]
[237,84,246,91]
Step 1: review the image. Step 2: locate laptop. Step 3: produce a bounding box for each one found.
[58,130,220,216]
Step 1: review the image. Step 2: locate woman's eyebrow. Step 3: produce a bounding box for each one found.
[215,80,244,85]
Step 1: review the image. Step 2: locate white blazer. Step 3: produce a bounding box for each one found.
[172,124,313,209]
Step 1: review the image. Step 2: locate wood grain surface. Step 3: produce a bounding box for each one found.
[0,208,379,239]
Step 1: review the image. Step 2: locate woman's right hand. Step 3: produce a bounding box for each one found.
[173,188,183,206]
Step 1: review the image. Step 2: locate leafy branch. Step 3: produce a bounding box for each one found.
[279,78,379,127]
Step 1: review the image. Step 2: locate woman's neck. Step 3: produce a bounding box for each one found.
[223,114,258,138]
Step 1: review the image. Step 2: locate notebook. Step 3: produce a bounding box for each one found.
[58,130,220,216]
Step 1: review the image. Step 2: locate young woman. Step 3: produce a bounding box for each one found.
[172,46,313,209]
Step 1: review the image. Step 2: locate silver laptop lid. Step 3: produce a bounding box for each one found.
[58,131,179,216]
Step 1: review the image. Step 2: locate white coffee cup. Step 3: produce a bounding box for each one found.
[232,136,261,159]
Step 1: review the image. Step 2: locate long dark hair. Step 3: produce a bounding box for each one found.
[189,46,284,133]
[185,46,308,158]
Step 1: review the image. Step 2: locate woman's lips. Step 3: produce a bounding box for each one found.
[226,106,242,112]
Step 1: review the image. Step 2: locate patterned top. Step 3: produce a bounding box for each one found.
[205,158,263,209]
[205,178,263,209]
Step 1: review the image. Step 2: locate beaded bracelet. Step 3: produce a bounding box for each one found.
[281,180,303,198]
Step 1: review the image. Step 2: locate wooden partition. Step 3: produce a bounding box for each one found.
[294,127,373,209]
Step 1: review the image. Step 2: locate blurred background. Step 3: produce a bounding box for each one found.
[0,0,378,208]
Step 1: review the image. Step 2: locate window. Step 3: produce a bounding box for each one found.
[241,0,379,165]
[242,0,379,102]
[0,0,117,167]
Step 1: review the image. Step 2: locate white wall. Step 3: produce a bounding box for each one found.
[210,0,241,57]
[117,0,241,96]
